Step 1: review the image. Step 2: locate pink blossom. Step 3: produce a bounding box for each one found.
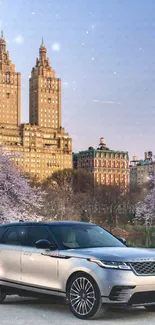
[0,147,44,223]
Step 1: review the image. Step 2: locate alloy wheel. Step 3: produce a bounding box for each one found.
[69,276,96,316]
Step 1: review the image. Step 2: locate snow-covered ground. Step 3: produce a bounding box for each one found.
[1,296,155,325]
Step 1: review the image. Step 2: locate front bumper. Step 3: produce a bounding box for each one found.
[90,266,155,306]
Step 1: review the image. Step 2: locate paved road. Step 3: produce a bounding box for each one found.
[1,296,155,325]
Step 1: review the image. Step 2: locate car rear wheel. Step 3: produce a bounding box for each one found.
[67,272,108,320]
[0,288,6,303]
[145,305,155,311]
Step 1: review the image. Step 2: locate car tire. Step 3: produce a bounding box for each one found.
[67,272,108,320]
[145,305,155,311]
[0,288,6,303]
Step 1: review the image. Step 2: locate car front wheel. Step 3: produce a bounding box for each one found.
[68,272,108,320]
[0,288,6,303]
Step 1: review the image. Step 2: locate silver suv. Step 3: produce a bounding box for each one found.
[1,221,155,320]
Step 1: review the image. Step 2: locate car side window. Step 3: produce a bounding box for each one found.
[1,226,27,246]
[0,228,7,242]
[28,226,53,247]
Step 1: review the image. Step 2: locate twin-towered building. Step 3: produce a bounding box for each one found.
[0,31,129,187]
[0,32,72,179]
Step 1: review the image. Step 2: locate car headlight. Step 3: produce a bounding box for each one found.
[89,259,131,270]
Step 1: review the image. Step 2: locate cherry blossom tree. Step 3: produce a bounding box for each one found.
[136,194,155,230]
[0,148,44,223]
[136,176,155,230]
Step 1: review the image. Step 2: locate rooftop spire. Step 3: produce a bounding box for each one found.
[0,30,6,54]
[39,37,47,61]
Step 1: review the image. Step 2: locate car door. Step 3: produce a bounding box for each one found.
[0,226,27,284]
[21,225,60,291]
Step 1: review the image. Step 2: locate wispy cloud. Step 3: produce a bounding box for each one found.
[13,35,24,45]
[93,99,121,105]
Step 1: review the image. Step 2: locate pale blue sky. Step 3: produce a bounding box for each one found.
[0,0,155,160]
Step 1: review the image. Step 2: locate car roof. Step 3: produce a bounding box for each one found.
[0,221,96,228]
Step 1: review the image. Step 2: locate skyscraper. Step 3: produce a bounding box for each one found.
[29,39,61,129]
[0,31,21,126]
[0,33,72,179]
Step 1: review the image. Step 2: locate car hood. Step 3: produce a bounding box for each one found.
[61,247,155,262]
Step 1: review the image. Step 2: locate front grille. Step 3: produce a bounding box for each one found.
[129,291,155,305]
[130,261,155,275]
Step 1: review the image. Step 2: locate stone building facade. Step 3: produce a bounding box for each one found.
[73,138,129,188]
[130,152,155,187]
[0,32,72,180]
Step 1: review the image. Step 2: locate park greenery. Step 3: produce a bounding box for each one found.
[1,147,155,247]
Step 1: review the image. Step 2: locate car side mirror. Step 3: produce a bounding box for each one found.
[35,239,56,250]
[119,237,126,245]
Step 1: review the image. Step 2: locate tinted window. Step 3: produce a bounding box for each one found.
[28,226,52,247]
[50,225,125,249]
[1,226,27,246]
[0,227,7,241]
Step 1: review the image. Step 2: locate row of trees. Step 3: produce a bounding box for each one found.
[40,168,148,230]
[0,147,155,235]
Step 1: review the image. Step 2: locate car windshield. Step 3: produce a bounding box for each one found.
[50,224,125,249]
